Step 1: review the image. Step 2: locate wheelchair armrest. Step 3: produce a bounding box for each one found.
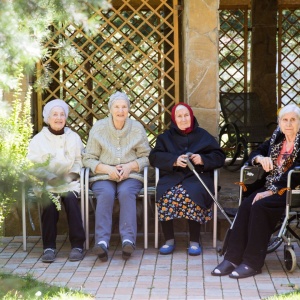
[294,166,300,171]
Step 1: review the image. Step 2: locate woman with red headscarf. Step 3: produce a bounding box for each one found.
[149,103,225,255]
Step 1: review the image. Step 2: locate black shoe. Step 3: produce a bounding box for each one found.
[41,248,56,263]
[122,241,135,260]
[229,263,261,279]
[93,243,108,262]
[69,248,84,261]
[211,259,236,276]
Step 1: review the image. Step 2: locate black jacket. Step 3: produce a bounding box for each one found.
[249,129,300,191]
[149,118,226,209]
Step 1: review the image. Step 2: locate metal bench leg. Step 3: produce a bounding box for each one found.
[144,167,148,249]
[85,168,90,250]
[213,169,218,248]
[22,183,27,251]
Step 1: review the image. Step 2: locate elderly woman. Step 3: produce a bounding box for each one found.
[212,104,300,279]
[149,103,226,255]
[83,91,150,262]
[27,99,86,263]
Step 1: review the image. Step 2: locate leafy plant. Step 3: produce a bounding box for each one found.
[0,272,93,299]
[0,73,36,233]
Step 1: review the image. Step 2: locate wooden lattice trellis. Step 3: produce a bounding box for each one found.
[278,8,300,107]
[219,5,300,129]
[218,6,250,129]
[219,7,249,94]
[36,0,180,146]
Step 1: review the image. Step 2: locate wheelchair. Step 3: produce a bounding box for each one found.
[219,93,276,171]
[232,164,300,272]
[266,166,300,272]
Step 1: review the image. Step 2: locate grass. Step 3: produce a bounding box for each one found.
[0,272,93,299]
[265,290,300,300]
[0,271,299,300]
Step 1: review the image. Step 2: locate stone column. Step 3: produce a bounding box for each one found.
[182,0,220,137]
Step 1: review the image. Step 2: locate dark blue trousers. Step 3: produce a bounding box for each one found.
[41,191,85,249]
[224,188,286,270]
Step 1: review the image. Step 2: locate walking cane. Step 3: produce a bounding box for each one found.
[185,153,233,255]
[185,153,232,225]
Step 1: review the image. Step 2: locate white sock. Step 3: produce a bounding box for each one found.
[98,241,107,248]
[165,239,175,246]
[190,241,200,248]
[123,239,133,245]
[214,261,237,274]
[73,247,83,252]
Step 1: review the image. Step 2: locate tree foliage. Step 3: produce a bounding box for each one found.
[0,0,111,90]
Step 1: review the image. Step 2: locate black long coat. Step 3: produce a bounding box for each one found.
[149,118,226,209]
[249,129,300,190]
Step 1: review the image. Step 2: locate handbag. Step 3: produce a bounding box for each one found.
[236,166,267,198]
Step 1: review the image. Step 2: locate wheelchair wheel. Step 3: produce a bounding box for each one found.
[219,123,248,172]
[284,245,297,272]
[267,225,284,253]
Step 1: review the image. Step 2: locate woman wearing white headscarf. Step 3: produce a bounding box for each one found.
[83,91,150,262]
[211,104,300,279]
[27,99,85,263]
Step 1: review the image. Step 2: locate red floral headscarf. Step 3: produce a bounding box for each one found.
[171,102,195,134]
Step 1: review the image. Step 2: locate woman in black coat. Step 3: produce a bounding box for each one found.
[149,103,225,256]
[211,104,300,279]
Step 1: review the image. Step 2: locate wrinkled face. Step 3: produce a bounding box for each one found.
[48,106,66,131]
[279,112,300,137]
[110,99,129,123]
[175,106,191,130]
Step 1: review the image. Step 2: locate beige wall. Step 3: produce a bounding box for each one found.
[2,76,30,104]
[183,0,220,138]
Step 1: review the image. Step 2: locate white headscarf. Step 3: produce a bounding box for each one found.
[108,92,130,110]
[43,99,69,124]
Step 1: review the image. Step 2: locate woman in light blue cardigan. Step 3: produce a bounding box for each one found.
[83,92,150,262]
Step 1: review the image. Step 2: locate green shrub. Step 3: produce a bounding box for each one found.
[0,73,33,232]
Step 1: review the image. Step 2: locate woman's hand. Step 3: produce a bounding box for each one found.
[95,163,121,180]
[64,172,79,183]
[117,163,131,180]
[106,165,122,181]
[256,156,273,172]
[174,155,188,168]
[95,161,138,181]
[252,190,273,204]
[189,154,203,165]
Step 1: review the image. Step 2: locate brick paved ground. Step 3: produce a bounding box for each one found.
[1,168,299,299]
[0,232,299,300]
